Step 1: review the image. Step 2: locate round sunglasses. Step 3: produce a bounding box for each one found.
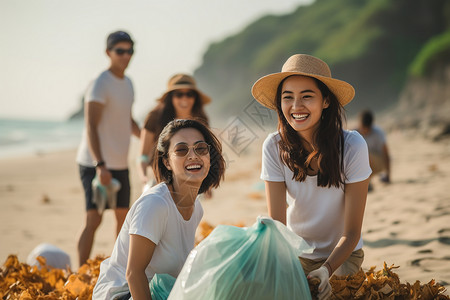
[172,142,210,157]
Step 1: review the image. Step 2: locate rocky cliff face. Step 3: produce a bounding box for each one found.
[385,52,450,140]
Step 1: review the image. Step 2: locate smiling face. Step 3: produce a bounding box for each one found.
[172,89,196,118]
[164,128,210,187]
[280,76,329,142]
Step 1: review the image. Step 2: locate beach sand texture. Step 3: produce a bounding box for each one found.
[0,129,449,293]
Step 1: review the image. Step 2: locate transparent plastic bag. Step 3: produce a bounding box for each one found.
[92,176,121,214]
[169,216,314,300]
[150,274,176,300]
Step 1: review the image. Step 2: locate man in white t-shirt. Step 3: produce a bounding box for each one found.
[76,30,141,267]
[357,110,391,190]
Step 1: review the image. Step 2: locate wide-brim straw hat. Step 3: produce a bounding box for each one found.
[158,73,211,105]
[251,54,355,110]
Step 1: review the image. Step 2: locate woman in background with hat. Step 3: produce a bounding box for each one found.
[139,74,211,189]
[252,54,371,300]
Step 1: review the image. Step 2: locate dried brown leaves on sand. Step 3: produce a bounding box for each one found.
[2,255,447,300]
[1,223,448,300]
[0,254,104,300]
[325,262,448,300]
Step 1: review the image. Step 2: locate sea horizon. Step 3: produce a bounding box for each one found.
[0,118,84,159]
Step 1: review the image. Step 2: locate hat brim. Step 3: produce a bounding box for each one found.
[251,72,355,110]
[158,84,211,105]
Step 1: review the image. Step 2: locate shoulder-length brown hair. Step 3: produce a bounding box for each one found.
[152,119,225,194]
[276,76,345,188]
[144,90,209,139]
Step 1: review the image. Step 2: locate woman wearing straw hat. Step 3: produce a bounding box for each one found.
[252,54,371,300]
[139,74,210,189]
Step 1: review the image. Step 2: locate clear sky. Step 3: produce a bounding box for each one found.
[0,0,312,121]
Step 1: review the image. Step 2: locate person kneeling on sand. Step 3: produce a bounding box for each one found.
[356,109,391,191]
[252,54,371,300]
[93,119,225,300]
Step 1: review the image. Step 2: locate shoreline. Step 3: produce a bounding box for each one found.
[0,132,449,293]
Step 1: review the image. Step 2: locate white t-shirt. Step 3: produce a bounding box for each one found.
[76,70,134,169]
[261,130,371,260]
[361,125,386,156]
[92,183,203,300]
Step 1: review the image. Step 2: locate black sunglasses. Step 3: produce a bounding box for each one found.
[112,47,134,56]
[173,91,196,98]
[172,142,210,157]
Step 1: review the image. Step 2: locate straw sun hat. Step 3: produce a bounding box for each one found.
[158,73,211,104]
[251,54,355,110]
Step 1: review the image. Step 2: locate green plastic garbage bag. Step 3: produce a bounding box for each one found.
[168,216,314,300]
[150,274,176,300]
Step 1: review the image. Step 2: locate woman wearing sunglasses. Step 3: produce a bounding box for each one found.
[139,74,210,190]
[93,119,226,300]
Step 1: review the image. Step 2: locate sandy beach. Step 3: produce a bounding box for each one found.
[0,127,449,294]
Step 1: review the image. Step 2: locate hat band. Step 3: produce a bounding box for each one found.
[175,81,194,85]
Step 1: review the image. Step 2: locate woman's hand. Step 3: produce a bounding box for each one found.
[308,266,331,300]
[139,129,155,186]
[139,161,149,184]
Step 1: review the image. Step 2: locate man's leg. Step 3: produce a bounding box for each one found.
[114,208,129,236]
[78,165,102,267]
[111,169,131,237]
[78,209,102,267]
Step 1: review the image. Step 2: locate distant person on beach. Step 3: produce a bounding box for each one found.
[252,54,371,300]
[76,30,141,267]
[138,74,210,191]
[356,109,391,190]
[93,119,225,300]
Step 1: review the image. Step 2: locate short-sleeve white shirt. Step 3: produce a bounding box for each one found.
[76,70,134,169]
[261,130,371,260]
[92,183,203,300]
[361,125,386,156]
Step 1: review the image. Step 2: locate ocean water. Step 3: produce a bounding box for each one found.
[0,118,84,158]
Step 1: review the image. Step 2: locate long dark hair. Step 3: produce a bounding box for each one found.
[152,119,225,194]
[276,76,345,188]
[144,90,209,139]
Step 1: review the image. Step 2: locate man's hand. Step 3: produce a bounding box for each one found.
[308,266,331,300]
[97,166,112,186]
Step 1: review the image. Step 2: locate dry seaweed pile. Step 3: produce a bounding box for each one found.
[1,221,448,299]
[0,254,104,300]
[327,262,448,299]
[1,255,447,300]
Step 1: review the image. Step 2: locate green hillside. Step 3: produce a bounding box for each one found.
[194,0,450,121]
[409,30,450,77]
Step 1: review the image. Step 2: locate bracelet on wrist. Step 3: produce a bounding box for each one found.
[140,154,150,164]
[94,160,105,168]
